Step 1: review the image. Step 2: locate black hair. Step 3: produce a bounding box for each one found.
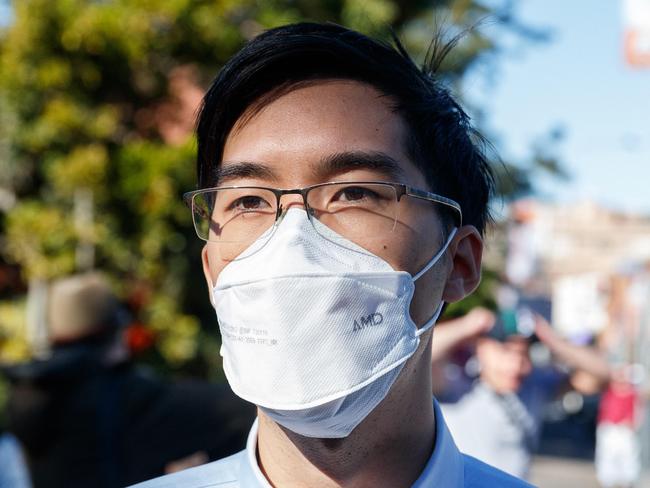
[196,22,494,234]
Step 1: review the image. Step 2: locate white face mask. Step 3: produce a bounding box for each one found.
[211,208,456,438]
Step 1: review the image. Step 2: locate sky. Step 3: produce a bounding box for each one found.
[1,1,649,215]
[463,0,650,216]
[0,2,9,27]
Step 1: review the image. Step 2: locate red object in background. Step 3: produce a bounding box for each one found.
[125,322,156,354]
[623,0,650,67]
[625,29,650,67]
[598,383,638,425]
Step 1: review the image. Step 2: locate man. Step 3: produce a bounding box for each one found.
[5,273,253,487]
[135,22,530,487]
[436,308,611,479]
[439,312,541,479]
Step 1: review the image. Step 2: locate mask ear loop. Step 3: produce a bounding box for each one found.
[413,227,458,282]
[416,301,445,337]
[412,227,458,337]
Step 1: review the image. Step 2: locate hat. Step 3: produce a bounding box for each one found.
[487,307,536,343]
[47,273,126,343]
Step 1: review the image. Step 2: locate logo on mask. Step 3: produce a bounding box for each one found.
[353,312,384,332]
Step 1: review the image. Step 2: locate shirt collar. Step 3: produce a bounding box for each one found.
[412,399,465,487]
[239,418,272,487]
[241,400,464,487]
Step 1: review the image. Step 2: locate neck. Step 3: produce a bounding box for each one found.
[257,337,435,488]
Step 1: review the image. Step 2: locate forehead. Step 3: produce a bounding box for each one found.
[481,337,530,353]
[221,80,425,187]
[503,338,530,353]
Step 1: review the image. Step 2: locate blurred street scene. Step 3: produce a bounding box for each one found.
[433,197,650,485]
[0,0,649,486]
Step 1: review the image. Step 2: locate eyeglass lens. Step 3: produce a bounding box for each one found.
[191,183,401,258]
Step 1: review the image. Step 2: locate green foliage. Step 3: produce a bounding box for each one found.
[342,0,399,36]
[0,299,30,362]
[5,201,78,279]
[0,299,30,426]
[0,0,547,374]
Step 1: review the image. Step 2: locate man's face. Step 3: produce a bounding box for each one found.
[202,80,473,325]
[476,337,532,394]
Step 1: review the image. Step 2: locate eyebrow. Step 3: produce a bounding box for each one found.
[314,151,407,181]
[213,161,278,185]
[214,151,407,187]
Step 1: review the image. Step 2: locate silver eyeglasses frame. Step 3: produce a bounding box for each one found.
[183,181,463,241]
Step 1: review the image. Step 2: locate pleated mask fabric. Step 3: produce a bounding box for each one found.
[212,208,455,438]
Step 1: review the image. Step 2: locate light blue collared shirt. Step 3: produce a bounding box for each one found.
[131,401,533,487]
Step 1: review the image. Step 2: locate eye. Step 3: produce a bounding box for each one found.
[333,186,380,202]
[229,195,272,211]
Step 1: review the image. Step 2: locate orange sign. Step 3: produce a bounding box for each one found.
[624,0,650,67]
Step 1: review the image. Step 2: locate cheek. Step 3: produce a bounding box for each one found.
[362,238,419,274]
[397,198,445,259]
[205,245,230,283]
[483,350,506,375]
[520,359,533,377]
[505,357,528,378]
[365,219,441,276]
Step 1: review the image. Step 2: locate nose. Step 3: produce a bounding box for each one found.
[278,192,309,217]
[282,196,306,209]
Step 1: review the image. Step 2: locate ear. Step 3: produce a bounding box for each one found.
[441,225,483,303]
[201,245,215,305]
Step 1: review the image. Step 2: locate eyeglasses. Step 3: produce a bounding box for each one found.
[183,181,462,258]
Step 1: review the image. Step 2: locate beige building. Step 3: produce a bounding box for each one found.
[488,199,650,292]
[537,200,650,278]
[485,199,650,339]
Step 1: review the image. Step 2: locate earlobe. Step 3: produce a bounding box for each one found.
[441,225,483,303]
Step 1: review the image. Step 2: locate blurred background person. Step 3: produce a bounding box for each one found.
[2,273,254,488]
[595,364,644,488]
[433,306,611,479]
